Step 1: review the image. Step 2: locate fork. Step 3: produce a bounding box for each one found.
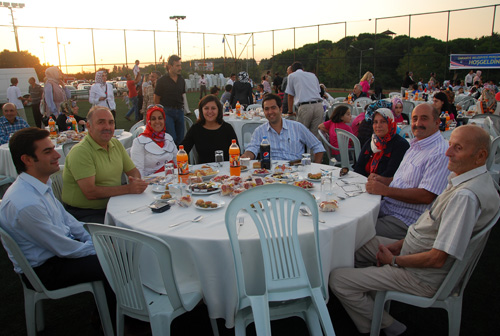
[237,217,244,236]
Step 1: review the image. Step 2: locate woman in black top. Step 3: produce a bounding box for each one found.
[229,71,253,108]
[181,95,239,163]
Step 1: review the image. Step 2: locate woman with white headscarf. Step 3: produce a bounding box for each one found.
[229,71,253,108]
[89,71,116,117]
[354,108,409,178]
[44,66,71,117]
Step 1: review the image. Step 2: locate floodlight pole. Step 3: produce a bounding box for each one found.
[1,2,25,53]
[170,15,186,58]
[350,45,373,79]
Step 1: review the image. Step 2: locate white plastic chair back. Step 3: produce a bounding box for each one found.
[402,101,415,122]
[487,136,500,191]
[241,122,262,152]
[336,128,361,169]
[184,116,194,138]
[62,142,77,157]
[354,97,372,110]
[484,117,499,138]
[318,129,339,166]
[132,126,145,139]
[224,184,335,335]
[189,145,199,165]
[389,92,401,99]
[194,109,200,119]
[399,125,414,140]
[129,120,145,134]
[328,103,354,120]
[0,225,113,336]
[370,208,500,336]
[246,103,262,111]
[50,166,64,203]
[85,223,218,336]
[459,96,476,111]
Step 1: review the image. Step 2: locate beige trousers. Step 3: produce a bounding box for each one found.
[296,102,324,138]
[329,236,437,333]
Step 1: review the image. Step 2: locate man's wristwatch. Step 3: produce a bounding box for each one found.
[391,256,399,267]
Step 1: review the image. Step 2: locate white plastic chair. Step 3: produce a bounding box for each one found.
[241,122,262,152]
[224,184,336,336]
[458,96,476,112]
[132,125,146,139]
[354,97,372,110]
[402,101,415,122]
[399,125,414,140]
[246,103,262,111]
[184,115,194,139]
[194,109,200,119]
[318,129,339,166]
[0,225,114,336]
[62,141,78,157]
[369,208,500,336]
[129,120,145,134]
[336,128,361,170]
[85,223,219,336]
[327,103,354,120]
[484,117,499,138]
[50,165,64,203]
[388,92,401,99]
[487,136,500,191]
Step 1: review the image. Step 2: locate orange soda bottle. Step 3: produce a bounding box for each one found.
[48,117,57,137]
[445,112,450,131]
[236,101,241,116]
[229,139,241,176]
[177,145,189,183]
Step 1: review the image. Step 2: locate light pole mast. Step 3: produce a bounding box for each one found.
[170,16,186,58]
[350,45,373,79]
[1,2,25,53]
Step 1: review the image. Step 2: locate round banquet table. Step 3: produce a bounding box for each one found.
[0,131,133,179]
[105,162,381,327]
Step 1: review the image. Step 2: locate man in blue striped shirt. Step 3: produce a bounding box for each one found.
[366,103,449,239]
[242,93,325,163]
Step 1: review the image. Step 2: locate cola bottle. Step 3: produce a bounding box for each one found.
[260,136,271,169]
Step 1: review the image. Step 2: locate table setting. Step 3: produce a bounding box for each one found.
[105,160,381,327]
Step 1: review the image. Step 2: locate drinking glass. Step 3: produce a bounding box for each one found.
[241,157,250,171]
[164,163,176,183]
[215,150,224,167]
[301,153,311,174]
[321,174,334,201]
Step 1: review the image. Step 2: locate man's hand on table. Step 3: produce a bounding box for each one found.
[127,176,148,194]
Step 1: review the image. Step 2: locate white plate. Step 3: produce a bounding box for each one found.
[152,185,169,193]
[190,170,219,181]
[306,177,322,183]
[190,188,221,195]
[194,200,225,210]
[241,166,249,172]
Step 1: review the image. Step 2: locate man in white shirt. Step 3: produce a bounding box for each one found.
[6,77,27,121]
[285,62,323,137]
[464,70,474,88]
[330,125,500,336]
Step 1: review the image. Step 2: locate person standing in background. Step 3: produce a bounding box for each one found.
[89,71,116,118]
[465,70,474,88]
[28,77,43,128]
[7,77,27,121]
[124,73,141,122]
[199,74,207,99]
[154,55,191,145]
[281,66,292,115]
[141,71,161,119]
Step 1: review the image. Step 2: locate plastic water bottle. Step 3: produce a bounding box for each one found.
[260,136,271,169]
[229,139,241,176]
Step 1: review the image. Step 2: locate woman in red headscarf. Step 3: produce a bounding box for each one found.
[354,108,409,178]
[130,105,177,177]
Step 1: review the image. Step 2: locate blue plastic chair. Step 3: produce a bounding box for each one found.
[85,223,219,336]
[0,225,114,336]
[369,208,500,336]
[224,184,335,335]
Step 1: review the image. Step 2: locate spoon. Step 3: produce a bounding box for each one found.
[299,207,325,223]
[169,215,203,228]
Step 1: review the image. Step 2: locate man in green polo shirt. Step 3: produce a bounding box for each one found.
[62,106,148,223]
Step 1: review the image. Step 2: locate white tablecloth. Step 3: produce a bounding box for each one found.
[223,116,267,148]
[0,132,133,179]
[105,162,380,327]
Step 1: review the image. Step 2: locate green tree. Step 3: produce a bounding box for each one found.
[0,49,48,81]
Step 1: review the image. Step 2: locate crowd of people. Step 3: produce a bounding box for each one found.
[1,56,500,336]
